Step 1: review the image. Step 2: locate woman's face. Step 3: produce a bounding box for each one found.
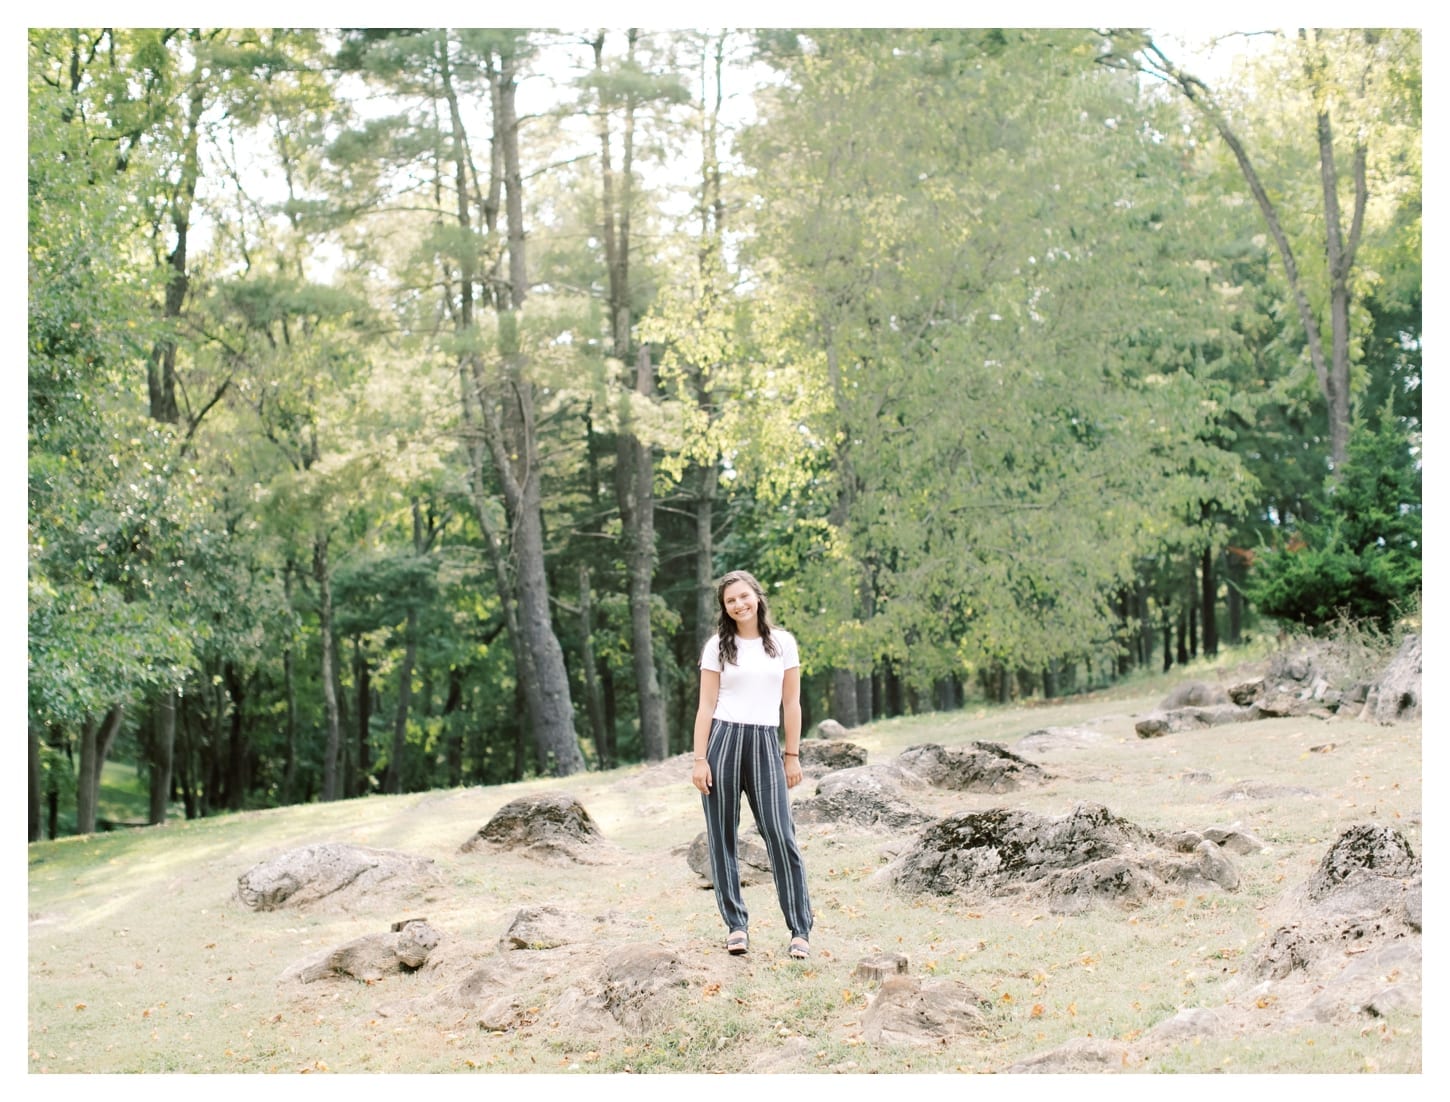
[721,580,759,627]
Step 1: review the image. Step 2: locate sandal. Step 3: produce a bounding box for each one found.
[789,936,810,960]
[726,929,749,955]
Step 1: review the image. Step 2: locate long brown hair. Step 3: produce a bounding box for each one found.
[715,570,780,665]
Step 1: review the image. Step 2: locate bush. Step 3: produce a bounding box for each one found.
[1246,414,1420,632]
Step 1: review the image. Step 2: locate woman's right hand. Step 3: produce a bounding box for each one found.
[692,758,713,794]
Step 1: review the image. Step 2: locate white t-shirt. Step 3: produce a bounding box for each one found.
[700,630,800,726]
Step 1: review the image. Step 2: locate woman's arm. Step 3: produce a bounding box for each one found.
[692,668,721,793]
[781,665,803,789]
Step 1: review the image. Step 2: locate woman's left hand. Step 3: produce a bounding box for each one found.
[784,755,803,789]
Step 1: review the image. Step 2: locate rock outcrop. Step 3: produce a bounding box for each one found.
[889,802,1242,913]
[460,791,609,864]
[237,843,437,912]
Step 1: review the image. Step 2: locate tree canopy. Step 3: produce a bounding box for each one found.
[27,26,1420,838]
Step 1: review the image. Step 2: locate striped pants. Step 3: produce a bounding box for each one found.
[701,719,813,940]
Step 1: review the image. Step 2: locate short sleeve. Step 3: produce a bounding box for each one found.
[778,630,800,670]
[700,634,722,672]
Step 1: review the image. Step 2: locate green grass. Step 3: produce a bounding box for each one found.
[28,647,1421,1075]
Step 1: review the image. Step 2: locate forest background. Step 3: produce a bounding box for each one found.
[25,23,1422,841]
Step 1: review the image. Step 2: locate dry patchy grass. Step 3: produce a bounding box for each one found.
[27,654,1422,1076]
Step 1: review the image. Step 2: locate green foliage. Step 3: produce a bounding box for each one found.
[1245,412,1421,630]
[27,26,1421,825]
[735,28,1257,687]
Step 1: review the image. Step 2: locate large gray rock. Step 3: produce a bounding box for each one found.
[545,945,691,1037]
[1307,822,1420,901]
[894,741,1051,793]
[1158,681,1230,709]
[1359,634,1422,724]
[1014,726,1106,754]
[1256,824,1421,985]
[791,786,933,831]
[280,917,442,983]
[860,975,992,1046]
[686,830,772,887]
[1135,703,1260,738]
[500,904,639,950]
[461,791,607,863]
[236,843,437,912]
[798,738,868,775]
[889,802,1242,913]
[816,762,925,798]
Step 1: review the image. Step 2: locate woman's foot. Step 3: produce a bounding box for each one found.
[788,936,810,959]
[726,929,749,955]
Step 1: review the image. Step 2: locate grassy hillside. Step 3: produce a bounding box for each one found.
[27,650,1422,1076]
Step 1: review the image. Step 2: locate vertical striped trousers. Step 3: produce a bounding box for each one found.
[701,719,813,940]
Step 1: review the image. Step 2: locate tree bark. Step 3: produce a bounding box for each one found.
[578,565,611,769]
[387,608,417,795]
[352,639,371,796]
[443,667,464,788]
[830,669,860,727]
[1200,545,1219,658]
[315,535,343,801]
[1187,568,1199,660]
[147,693,176,825]
[76,705,123,835]
[616,347,668,761]
[594,32,668,762]
[694,464,718,651]
[146,39,205,424]
[28,726,43,841]
[224,663,249,811]
[490,48,583,775]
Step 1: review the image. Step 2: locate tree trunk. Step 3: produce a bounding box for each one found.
[1116,589,1133,675]
[1162,605,1174,672]
[695,464,718,650]
[1130,34,1367,470]
[177,706,198,820]
[315,534,343,802]
[1200,545,1219,658]
[490,49,583,776]
[830,669,860,727]
[387,608,417,795]
[28,726,43,842]
[617,347,668,762]
[594,34,667,763]
[1137,584,1152,669]
[353,638,371,796]
[281,560,299,805]
[1226,557,1245,645]
[146,54,205,424]
[578,565,611,769]
[1308,32,1368,471]
[444,667,465,788]
[148,693,176,825]
[223,663,249,811]
[76,705,123,835]
[856,675,874,724]
[1187,569,1199,660]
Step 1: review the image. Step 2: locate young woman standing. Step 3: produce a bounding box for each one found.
[691,570,813,959]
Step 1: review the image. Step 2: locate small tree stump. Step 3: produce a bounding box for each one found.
[854,953,910,982]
